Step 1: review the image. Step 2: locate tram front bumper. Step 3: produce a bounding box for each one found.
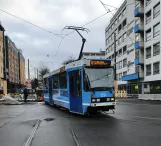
[87,102,116,112]
[90,102,116,107]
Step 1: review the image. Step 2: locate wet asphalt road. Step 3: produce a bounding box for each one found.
[0,99,161,146]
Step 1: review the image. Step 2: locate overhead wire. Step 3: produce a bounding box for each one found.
[100,1,135,43]
[0,8,67,38]
[64,8,118,37]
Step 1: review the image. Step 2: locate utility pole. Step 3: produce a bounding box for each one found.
[28,59,30,79]
[114,33,117,92]
[37,69,38,80]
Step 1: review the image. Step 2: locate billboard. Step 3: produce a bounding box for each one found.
[25,79,31,88]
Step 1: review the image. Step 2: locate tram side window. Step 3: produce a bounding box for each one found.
[59,72,67,89]
[44,78,48,88]
[84,71,90,91]
[76,71,81,97]
[53,75,59,89]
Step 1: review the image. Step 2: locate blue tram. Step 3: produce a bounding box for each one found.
[43,59,115,115]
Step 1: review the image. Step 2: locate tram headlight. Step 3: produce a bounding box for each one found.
[96,99,100,102]
[92,99,96,102]
[111,98,115,101]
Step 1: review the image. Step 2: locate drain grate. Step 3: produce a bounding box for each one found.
[44,118,54,121]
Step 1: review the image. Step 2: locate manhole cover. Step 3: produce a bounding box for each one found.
[44,118,54,121]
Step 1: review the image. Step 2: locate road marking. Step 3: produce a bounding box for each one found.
[116,102,161,106]
[23,119,41,146]
[71,129,80,146]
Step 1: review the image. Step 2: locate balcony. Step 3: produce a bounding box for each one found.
[134,58,144,65]
[134,7,144,17]
[134,24,144,33]
[122,73,139,81]
[134,41,144,49]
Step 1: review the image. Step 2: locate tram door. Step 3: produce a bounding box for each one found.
[48,77,53,104]
[69,70,82,113]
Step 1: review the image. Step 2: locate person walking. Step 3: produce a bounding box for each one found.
[23,87,28,103]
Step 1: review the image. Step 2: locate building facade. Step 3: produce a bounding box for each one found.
[105,0,161,94]
[18,49,25,87]
[0,23,5,94]
[5,36,25,92]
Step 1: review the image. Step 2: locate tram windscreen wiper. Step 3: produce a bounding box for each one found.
[90,74,109,82]
[85,68,114,88]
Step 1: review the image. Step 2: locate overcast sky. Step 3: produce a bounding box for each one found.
[0,0,123,79]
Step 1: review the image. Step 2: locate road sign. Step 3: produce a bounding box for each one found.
[25,79,31,88]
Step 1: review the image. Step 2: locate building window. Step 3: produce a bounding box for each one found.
[128,27,134,35]
[116,51,118,58]
[135,34,139,41]
[116,74,119,80]
[116,40,118,46]
[108,37,110,43]
[109,46,111,52]
[146,0,151,6]
[123,71,127,76]
[119,36,122,45]
[123,33,127,42]
[114,19,117,25]
[118,24,121,33]
[111,43,114,51]
[111,33,114,40]
[123,19,127,28]
[111,23,114,29]
[146,64,151,76]
[153,42,160,56]
[153,3,160,18]
[123,46,127,54]
[119,61,122,69]
[153,23,160,37]
[146,47,151,59]
[106,38,108,46]
[123,58,127,67]
[146,29,151,41]
[122,7,126,16]
[119,49,122,57]
[118,14,122,21]
[116,63,119,70]
[146,10,151,24]
[153,62,160,75]
[119,73,122,81]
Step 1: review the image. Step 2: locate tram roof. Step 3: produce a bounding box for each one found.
[43,58,112,78]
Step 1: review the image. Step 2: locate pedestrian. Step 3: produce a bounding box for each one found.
[23,87,28,103]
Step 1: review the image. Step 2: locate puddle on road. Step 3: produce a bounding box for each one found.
[44,118,55,122]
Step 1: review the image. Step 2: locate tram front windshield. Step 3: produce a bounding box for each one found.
[85,67,114,91]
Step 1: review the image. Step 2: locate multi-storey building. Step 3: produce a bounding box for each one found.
[5,36,25,92]
[105,0,161,95]
[0,23,5,94]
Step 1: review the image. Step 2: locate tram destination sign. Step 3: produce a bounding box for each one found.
[90,60,111,66]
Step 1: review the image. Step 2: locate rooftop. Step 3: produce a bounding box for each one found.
[0,21,5,31]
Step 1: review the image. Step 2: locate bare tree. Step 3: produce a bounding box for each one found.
[39,66,50,81]
[62,55,75,65]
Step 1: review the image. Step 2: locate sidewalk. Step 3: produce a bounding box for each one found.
[117,98,161,105]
